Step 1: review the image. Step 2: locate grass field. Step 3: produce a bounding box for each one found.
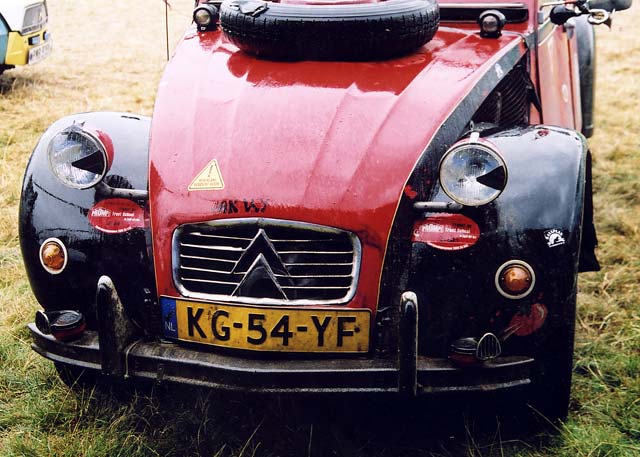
[1,1,639,455]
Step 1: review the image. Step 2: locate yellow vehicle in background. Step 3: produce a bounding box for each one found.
[0,0,51,74]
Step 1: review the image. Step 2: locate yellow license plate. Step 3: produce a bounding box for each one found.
[173,299,371,353]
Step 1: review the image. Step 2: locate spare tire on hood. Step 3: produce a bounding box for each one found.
[219,0,440,61]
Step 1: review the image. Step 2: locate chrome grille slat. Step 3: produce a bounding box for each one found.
[273,274,353,278]
[179,254,236,264]
[182,266,241,275]
[270,238,343,243]
[173,218,361,305]
[276,250,354,255]
[180,243,245,252]
[280,286,351,290]
[190,233,253,241]
[284,262,353,266]
[181,277,241,286]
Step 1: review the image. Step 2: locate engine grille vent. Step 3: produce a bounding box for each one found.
[173,219,361,305]
[473,63,531,127]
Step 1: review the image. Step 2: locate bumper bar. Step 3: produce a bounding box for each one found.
[30,277,534,394]
[30,324,533,394]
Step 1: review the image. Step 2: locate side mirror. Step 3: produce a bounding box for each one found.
[547,0,631,25]
[588,0,632,11]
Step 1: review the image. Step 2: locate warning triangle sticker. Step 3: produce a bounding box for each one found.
[188,159,225,191]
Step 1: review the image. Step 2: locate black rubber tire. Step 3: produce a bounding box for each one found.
[55,362,100,389]
[527,283,578,424]
[528,343,574,423]
[220,0,440,61]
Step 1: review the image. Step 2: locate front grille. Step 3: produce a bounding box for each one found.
[173,218,361,305]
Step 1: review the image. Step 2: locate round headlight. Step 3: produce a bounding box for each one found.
[47,125,111,189]
[439,139,507,206]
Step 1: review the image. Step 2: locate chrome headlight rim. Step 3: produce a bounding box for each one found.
[438,137,507,207]
[47,124,110,190]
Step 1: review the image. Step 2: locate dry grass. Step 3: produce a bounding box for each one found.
[0,0,639,456]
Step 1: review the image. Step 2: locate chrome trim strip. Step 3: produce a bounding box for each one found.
[440,2,526,8]
[172,218,362,306]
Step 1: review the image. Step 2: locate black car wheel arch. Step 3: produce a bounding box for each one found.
[19,112,156,333]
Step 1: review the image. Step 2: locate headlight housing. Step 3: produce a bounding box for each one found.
[439,137,507,206]
[48,124,112,189]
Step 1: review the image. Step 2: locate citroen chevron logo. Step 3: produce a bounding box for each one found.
[231,229,291,299]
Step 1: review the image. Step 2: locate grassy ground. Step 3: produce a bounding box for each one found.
[1,0,638,455]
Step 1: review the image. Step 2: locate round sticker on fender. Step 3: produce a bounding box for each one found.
[412,214,480,250]
[88,199,146,234]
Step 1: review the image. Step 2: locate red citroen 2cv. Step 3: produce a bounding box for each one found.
[20,0,631,422]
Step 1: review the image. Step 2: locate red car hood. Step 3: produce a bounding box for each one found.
[149,27,525,312]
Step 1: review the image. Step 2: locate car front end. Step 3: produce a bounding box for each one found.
[0,0,51,72]
[20,0,612,422]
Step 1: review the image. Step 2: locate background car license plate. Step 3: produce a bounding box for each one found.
[28,41,52,65]
[161,297,370,353]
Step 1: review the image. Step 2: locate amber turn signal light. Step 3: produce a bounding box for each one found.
[39,238,68,275]
[495,260,535,299]
[501,266,531,293]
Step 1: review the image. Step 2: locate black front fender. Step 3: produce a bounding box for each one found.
[405,125,589,357]
[19,112,154,330]
[487,125,587,240]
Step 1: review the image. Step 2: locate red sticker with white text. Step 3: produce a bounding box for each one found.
[412,214,480,250]
[88,199,146,234]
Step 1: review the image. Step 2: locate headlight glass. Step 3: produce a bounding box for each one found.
[439,140,507,206]
[48,125,109,189]
[22,3,48,35]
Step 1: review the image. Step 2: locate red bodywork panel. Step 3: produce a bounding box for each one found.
[149,27,526,315]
